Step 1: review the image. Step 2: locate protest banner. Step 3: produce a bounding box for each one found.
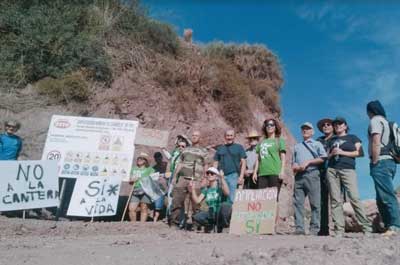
[67,176,122,217]
[135,127,170,148]
[229,188,278,235]
[0,160,59,211]
[41,115,138,181]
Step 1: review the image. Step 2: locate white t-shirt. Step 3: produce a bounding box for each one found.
[368,115,392,159]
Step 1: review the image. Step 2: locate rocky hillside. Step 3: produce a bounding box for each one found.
[0,1,295,217]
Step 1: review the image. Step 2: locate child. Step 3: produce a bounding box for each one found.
[129,152,155,222]
[189,167,232,233]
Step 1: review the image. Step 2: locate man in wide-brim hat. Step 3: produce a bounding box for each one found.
[244,129,261,189]
[0,120,23,160]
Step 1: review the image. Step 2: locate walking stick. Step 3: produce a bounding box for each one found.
[121,183,136,222]
[214,156,224,233]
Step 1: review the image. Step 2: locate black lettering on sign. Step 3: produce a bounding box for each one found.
[16,164,44,181]
[37,181,44,189]
[85,179,108,197]
[7,183,14,192]
[80,198,86,204]
[2,195,11,204]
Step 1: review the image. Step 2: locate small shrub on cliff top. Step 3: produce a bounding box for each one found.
[35,72,89,103]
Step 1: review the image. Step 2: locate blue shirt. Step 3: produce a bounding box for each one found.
[214,143,246,175]
[0,133,22,160]
[292,138,327,171]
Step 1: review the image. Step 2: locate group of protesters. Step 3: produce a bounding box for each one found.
[1,100,399,236]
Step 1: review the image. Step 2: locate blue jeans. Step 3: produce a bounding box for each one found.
[370,159,400,229]
[154,196,164,210]
[224,172,239,204]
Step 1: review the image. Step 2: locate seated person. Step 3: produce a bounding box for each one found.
[189,167,232,233]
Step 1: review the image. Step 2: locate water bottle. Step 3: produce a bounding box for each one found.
[334,142,340,161]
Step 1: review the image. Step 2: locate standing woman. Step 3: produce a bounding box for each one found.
[128,152,155,222]
[326,117,372,236]
[253,118,286,193]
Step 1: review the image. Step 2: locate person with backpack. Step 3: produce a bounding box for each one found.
[326,117,372,236]
[367,100,400,236]
[292,122,327,235]
[213,129,247,203]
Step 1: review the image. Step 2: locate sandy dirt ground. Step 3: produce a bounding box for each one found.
[1,216,399,265]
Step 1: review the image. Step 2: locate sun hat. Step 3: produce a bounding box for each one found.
[245,129,261,139]
[300,122,314,130]
[176,134,192,146]
[206,167,220,176]
[317,118,333,133]
[137,152,150,163]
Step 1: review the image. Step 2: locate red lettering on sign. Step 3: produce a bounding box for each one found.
[247,202,262,212]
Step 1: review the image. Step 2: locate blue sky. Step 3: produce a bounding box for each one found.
[143,0,400,199]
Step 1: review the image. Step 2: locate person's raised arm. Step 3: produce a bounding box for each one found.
[189,181,205,204]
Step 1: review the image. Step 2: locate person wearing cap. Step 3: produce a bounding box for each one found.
[326,117,372,236]
[189,167,231,233]
[367,100,400,236]
[128,152,155,222]
[170,130,208,229]
[292,122,327,235]
[316,118,334,236]
[213,129,247,203]
[253,118,286,192]
[244,129,261,189]
[0,120,23,160]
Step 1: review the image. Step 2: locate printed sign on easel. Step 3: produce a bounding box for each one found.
[67,176,122,217]
[229,188,278,235]
[0,160,59,211]
[41,115,138,181]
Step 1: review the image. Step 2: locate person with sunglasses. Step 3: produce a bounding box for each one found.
[0,120,23,160]
[189,167,231,233]
[316,118,334,236]
[252,118,286,193]
[326,117,372,236]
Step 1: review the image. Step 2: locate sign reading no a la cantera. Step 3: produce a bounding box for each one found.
[229,188,278,235]
[41,115,138,181]
[0,160,59,211]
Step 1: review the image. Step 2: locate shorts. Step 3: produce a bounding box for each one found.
[258,175,282,199]
[130,194,151,204]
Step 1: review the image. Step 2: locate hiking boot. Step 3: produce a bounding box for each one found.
[331,231,344,238]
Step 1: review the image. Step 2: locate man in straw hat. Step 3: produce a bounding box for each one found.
[316,118,334,236]
[0,120,22,160]
[244,129,261,189]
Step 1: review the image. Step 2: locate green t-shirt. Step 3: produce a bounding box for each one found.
[130,166,155,188]
[201,186,222,212]
[256,138,286,176]
[169,148,181,172]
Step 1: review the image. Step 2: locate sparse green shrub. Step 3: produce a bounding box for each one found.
[35,72,89,103]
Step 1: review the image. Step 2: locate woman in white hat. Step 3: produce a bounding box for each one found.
[128,152,155,222]
[189,167,231,233]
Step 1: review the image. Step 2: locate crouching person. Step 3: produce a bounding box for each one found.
[189,167,232,233]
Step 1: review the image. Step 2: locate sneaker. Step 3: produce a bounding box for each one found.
[331,231,344,238]
[382,230,396,237]
[293,230,306,235]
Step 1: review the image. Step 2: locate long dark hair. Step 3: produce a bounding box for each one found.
[262,118,282,138]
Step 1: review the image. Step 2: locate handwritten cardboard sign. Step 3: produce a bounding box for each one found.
[0,160,59,211]
[229,188,278,235]
[135,127,169,148]
[67,176,122,217]
[41,115,138,181]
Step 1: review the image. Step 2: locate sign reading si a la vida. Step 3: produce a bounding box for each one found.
[67,176,121,217]
[229,188,278,235]
[41,115,138,181]
[0,160,59,211]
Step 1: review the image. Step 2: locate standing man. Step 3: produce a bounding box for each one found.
[316,118,334,236]
[292,122,327,235]
[170,130,208,228]
[213,129,247,203]
[244,129,261,189]
[367,100,400,236]
[0,120,22,160]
